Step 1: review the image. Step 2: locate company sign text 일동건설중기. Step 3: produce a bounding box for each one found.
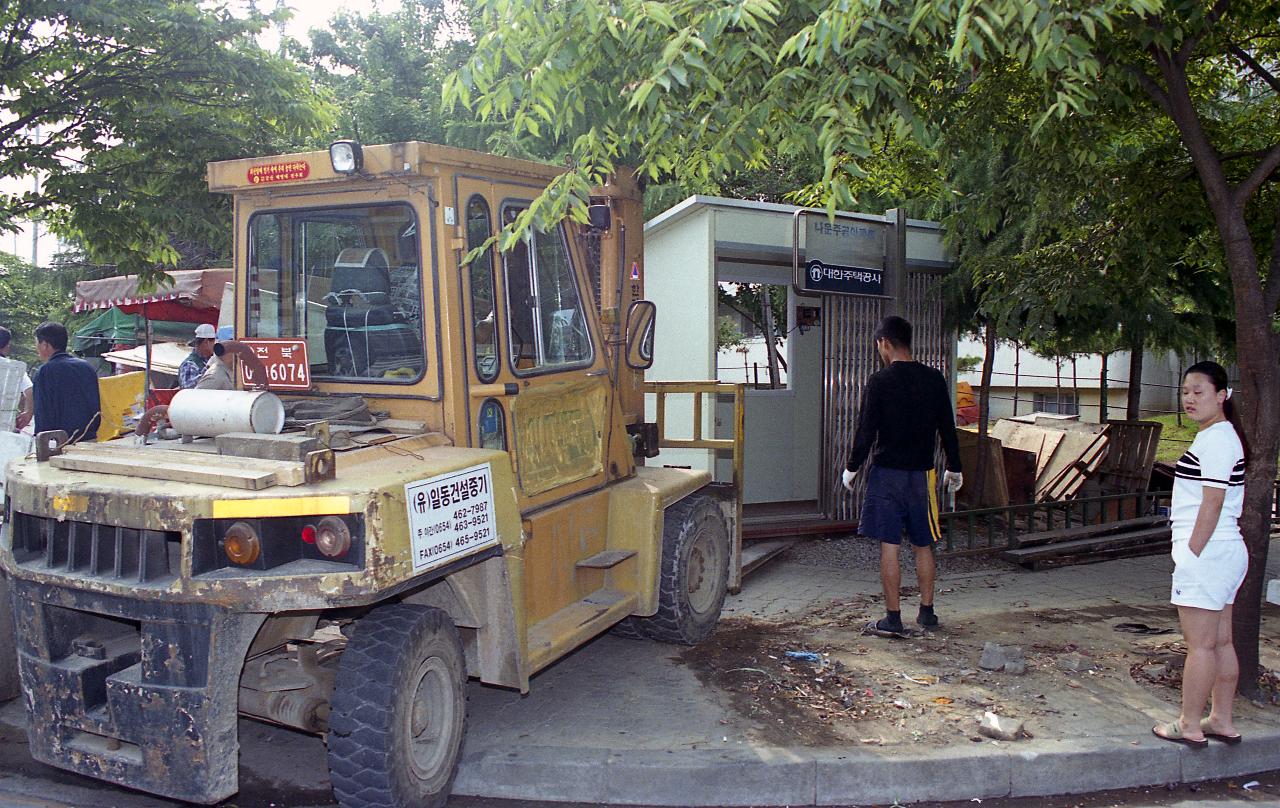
[405,464,499,572]
[801,215,887,297]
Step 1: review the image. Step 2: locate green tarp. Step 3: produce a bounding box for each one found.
[72,307,196,356]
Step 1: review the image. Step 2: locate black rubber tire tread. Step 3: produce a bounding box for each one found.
[628,494,730,645]
[327,603,465,808]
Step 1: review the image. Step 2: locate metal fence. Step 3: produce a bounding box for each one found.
[937,490,1172,556]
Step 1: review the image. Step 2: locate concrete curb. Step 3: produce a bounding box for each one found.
[452,730,1280,806]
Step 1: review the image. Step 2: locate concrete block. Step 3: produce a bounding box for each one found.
[1180,731,1280,782]
[453,746,609,802]
[1010,737,1180,797]
[216,432,319,462]
[815,745,1011,805]
[605,747,815,807]
[1267,579,1279,605]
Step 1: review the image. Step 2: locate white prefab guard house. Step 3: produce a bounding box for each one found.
[644,196,953,527]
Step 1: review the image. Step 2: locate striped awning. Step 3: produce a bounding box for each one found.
[73,268,232,313]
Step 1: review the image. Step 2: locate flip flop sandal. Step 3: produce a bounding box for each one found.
[864,620,912,639]
[1114,622,1174,635]
[1152,721,1208,748]
[1200,719,1243,745]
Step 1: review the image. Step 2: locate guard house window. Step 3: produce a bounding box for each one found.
[1033,391,1079,416]
[247,204,424,383]
[466,196,499,382]
[501,205,592,373]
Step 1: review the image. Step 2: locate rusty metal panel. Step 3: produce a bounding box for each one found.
[511,378,607,495]
[820,293,884,521]
[819,272,950,522]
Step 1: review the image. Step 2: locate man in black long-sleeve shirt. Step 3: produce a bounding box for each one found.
[842,316,962,636]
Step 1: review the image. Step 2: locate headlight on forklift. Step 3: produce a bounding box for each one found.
[222,522,262,566]
[329,140,363,174]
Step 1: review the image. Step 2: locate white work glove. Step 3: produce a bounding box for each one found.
[944,470,963,493]
[842,469,857,492]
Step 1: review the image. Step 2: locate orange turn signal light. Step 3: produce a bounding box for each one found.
[223,521,261,566]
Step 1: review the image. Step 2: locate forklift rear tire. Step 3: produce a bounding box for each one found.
[616,494,729,645]
[327,604,466,808]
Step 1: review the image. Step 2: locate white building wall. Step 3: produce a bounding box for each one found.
[958,338,1186,422]
[645,206,717,473]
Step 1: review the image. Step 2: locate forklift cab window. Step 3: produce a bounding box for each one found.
[466,196,499,383]
[500,205,592,373]
[246,203,425,383]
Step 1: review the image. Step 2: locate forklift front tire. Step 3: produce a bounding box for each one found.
[327,603,466,808]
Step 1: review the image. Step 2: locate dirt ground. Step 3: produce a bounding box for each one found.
[679,594,1280,749]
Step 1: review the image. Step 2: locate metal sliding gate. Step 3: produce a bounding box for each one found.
[820,271,950,521]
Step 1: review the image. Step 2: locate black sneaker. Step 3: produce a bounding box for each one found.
[917,610,939,630]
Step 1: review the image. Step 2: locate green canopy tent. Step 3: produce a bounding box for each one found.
[71,307,195,357]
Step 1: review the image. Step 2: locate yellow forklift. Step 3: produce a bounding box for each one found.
[0,141,741,807]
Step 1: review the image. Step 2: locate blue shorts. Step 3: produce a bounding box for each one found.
[859,465,941,547]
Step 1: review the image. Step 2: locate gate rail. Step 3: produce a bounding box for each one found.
[937,490,1172,556]
[643,381,745,589]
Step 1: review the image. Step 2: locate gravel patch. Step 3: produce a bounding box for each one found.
[783,533,1020,577]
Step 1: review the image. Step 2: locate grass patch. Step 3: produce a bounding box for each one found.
[1147,413,1199,463]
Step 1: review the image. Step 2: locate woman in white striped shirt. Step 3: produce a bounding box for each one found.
[1153,361,1248,748]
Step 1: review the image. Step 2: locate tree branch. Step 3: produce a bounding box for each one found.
[1125,63,1173,118]
[1233,142,1280,206]
[1228,42,1280,94]
[1177,0,1232,64]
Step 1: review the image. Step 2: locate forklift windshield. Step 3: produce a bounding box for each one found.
[246,203,425,383]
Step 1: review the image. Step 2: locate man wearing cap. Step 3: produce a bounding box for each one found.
[179,324,217,389]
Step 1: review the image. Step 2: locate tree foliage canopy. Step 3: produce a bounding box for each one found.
[0,0,334,282]
[295,0,486,151]
[450,0,1280,689]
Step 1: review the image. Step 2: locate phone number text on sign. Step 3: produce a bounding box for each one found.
[405,464,498,572]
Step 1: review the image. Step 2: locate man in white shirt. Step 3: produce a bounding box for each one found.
[0,326,33,431]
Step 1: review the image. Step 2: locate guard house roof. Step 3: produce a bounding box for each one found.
[645,194,951,273]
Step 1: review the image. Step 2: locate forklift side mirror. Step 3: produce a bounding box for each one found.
[624,300,656,370]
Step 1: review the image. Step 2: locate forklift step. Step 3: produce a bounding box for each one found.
[527,588,637,673]
[574,550,636,569]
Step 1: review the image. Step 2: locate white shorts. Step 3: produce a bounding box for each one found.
[1170,539,1247,611]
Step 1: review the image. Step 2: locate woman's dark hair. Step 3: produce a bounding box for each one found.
[1183,360,1249,466]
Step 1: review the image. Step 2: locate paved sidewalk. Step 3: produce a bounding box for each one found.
[0,540,1273,807]
[451,538,1280,806]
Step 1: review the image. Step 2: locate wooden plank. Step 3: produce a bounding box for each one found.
[1003,526,1170,563]
[1008,515,1168,549]
[61,445,306,486]
[51,454,274,490]
[1025,539,1171,570]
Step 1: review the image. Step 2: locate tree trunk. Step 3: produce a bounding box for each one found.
[1217,216,1280,698]
[1012,342,1021,417]
[1126,342,1144,420]
[1055,358,1062,414]
[1099,352,1109,424]
[974,320,997,505]
[1071,357,1078,417]
[761,292,781,389]
[1147,38,1280,698]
